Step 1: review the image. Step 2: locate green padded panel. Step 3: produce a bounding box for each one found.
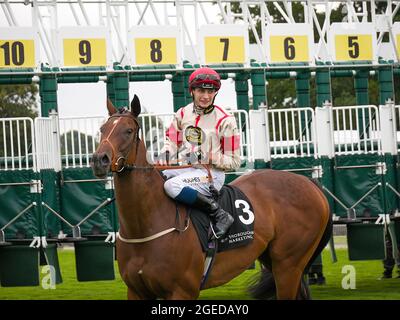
[74,240,115,281]
[0,245,40,287]
[347,223,385,260]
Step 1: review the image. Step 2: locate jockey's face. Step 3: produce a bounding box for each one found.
[192,88,217,108]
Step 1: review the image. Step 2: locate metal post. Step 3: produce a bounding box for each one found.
[235,72,250,112]
[316,67,332,108]
[107,64,129,108]
[39,67,58,117]
[378,64,394,105]
[354,69,369,138]
[171,73,186,112]
[250,62,267,110]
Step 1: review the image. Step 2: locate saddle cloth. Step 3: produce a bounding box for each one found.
[190,184,255,253]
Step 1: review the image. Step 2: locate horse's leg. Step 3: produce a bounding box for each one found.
[127,287,141,300]
[272,261,304,300]
[166,288,199,300]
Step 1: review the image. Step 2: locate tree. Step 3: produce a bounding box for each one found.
[0,84,39,118]
[228,2,400,108]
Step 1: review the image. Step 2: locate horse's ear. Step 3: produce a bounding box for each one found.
[107,99,118,116]
[130,95,141,118]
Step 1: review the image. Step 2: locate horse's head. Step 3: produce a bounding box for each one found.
[91,95,142,178]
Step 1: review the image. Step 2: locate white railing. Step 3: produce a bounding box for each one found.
[59,116,106,168]
[396,105,400,153]
[139,113,174,163]
[0,117,35,171]
[332,105,381,155]
[232,110,253,163]
[139,110,253,164]
[267,107,316,159]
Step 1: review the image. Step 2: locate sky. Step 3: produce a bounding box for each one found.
[0,2,240,117]
[56,78,238,118]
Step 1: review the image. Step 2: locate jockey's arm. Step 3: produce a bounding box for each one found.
[209,116,241,171]
[157,109,183,165]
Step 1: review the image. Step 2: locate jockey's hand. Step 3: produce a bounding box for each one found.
[155,150,170,166]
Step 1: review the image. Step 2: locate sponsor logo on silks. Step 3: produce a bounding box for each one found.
[185,126,205,145]
[182,177,201,184]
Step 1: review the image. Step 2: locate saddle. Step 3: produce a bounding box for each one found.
[189,184,255,253]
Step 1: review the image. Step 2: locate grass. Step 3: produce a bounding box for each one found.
[0,244,399,300]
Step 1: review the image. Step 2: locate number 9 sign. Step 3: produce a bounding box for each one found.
[63,38,106,67]
[58,27,111,68]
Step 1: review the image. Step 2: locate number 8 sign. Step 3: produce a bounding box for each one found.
[128,26,181,66]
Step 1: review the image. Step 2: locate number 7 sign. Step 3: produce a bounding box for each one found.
[199,24,249,65]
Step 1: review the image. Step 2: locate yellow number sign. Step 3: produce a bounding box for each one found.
[269,36,309,63]
[0,39,35,68]
[63,38,106,67]
[397,34,400,58]
[204,36,245,64]
[135,38,177,65]
[335,35,373,61]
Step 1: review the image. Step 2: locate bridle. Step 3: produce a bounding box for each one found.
[97,110,216,244]
[99,111,211,174]
[99,112,149,173]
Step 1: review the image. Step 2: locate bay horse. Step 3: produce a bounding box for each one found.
[91,95,332,300]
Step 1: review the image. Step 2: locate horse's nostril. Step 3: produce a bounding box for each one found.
[101,154,110,166]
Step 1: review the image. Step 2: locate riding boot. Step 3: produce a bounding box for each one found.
[192,192,234,238]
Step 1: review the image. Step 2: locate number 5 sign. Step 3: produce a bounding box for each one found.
[328,23,376,62]
[128,26,182,66]
[265,23,314,64]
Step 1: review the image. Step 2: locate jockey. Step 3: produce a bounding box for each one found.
[157,67,241,238]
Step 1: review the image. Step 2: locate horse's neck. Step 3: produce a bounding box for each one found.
[113,143,175,238]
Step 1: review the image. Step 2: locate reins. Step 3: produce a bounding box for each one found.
[103,111,214,243]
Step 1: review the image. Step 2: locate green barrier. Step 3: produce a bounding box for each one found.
[74,240,115,281]
[333,154,383,218]
[0,245,40,286]
[59,167,116,237]
[269,156,318,178]
[41,169,62,239]
[347,223,385,260]
[0,170,39,239]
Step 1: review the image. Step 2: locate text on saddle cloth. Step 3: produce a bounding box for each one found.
[190,184,255,253]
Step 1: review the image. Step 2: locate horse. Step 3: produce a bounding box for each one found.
[91,95,332,300]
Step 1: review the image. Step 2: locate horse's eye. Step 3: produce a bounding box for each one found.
[127,129,134,134]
